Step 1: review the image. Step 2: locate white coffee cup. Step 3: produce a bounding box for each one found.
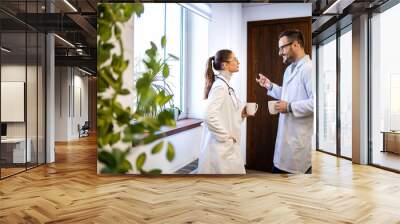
[268,100,279,115]
[246,103,258,116]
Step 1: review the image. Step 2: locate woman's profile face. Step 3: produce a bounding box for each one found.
[223,53,240,73]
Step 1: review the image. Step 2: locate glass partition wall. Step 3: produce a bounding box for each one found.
[0,1,46,179]
[316,1,400,172]
[317,35,337,155]
[370,2,400,172]
[316,25,353,159]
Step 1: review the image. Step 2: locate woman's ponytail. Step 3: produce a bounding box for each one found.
[204,56,215,99]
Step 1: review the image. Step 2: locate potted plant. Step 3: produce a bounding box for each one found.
[134,45,180,119]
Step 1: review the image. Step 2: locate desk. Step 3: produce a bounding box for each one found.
[1,138,31,163]
[381,131,400,154]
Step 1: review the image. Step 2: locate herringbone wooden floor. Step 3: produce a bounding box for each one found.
[1,135,400,224]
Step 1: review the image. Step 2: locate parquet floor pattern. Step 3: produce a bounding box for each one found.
[1,136,400,223]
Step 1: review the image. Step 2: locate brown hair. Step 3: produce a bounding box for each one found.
[204,49,233,99]
[279,29,305,48]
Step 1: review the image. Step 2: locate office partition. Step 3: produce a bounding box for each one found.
[0,0,47,179]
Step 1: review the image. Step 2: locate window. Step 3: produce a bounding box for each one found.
[339,27,352,158]
[165,4,183,112]
[370,3,400,171]
[186,8,209,119]
[317,36,337,155]
[134,3,185,113]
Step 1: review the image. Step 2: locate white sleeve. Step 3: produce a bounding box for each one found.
[205,86,230,142]
[267,83,282,100]
[291,65,314,117]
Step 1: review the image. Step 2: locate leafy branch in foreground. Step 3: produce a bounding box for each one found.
[97,3,176,174]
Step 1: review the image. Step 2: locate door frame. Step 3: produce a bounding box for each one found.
[246,17,312,171]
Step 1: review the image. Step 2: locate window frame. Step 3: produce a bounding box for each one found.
[133,3,188,119]
[315,23,353,161]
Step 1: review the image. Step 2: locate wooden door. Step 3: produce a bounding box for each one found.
[246,17,312,172]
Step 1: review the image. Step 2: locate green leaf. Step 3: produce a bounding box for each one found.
[116,110,131,126]
[145,49,156,59]
[147,169,162,175]
[122,4,135,21]
[109,133,121,145]
[119,88,130,95]
[157,110,176,126]
[150,41,157,51]
[156,92,173,108]
[143,134,160,145]
[99,25,112,42]
[114,25,121,38]
[141,117,161,131]
[136,153,146,171]
[118,159,133,173]
[98,150,117,169]
[100,167,114,173]
[132,3,144,17]
[162,64,169,78]
[161,36,167,48]
[97,74,107,92]
[166,142,175,162]
[98,43,113,66]
[151,142,164,154]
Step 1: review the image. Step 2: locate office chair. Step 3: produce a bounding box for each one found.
[79,121,90,138]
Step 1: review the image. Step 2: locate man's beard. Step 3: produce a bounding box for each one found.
[283,55,294,65]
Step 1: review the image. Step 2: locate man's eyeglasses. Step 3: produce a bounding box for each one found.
[278,42,293,52]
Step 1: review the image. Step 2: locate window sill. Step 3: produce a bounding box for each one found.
[156,118,203,138]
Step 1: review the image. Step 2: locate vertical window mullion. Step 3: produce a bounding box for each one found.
[163,4,167,92]
[336,30,341,157]
[367,11,373,165]
[180,7,185,115]
[25,0,28,171]
[316,44,319,151]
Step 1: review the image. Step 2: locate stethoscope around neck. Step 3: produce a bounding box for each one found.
[215,75,239,109]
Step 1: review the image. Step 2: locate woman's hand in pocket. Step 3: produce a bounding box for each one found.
[228,136,237,143]
[241,107,248,118]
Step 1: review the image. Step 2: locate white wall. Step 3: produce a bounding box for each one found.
[72,73,89,138]
[1,65,37,138]
[1,65,26,128]
[54,67,89,141]
[128,126,203,174]
[55,66,68,141]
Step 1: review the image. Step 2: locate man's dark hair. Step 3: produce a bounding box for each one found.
[279,29,305,48]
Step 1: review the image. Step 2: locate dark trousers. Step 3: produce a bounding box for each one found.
[272,166,312,174]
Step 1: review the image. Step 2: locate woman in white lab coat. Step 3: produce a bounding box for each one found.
[197,49,248,174]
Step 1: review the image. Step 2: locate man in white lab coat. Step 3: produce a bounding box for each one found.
[256,29,313,174]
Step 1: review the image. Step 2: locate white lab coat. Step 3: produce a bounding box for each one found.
[197,72,246,174]
[268,55,313,174]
